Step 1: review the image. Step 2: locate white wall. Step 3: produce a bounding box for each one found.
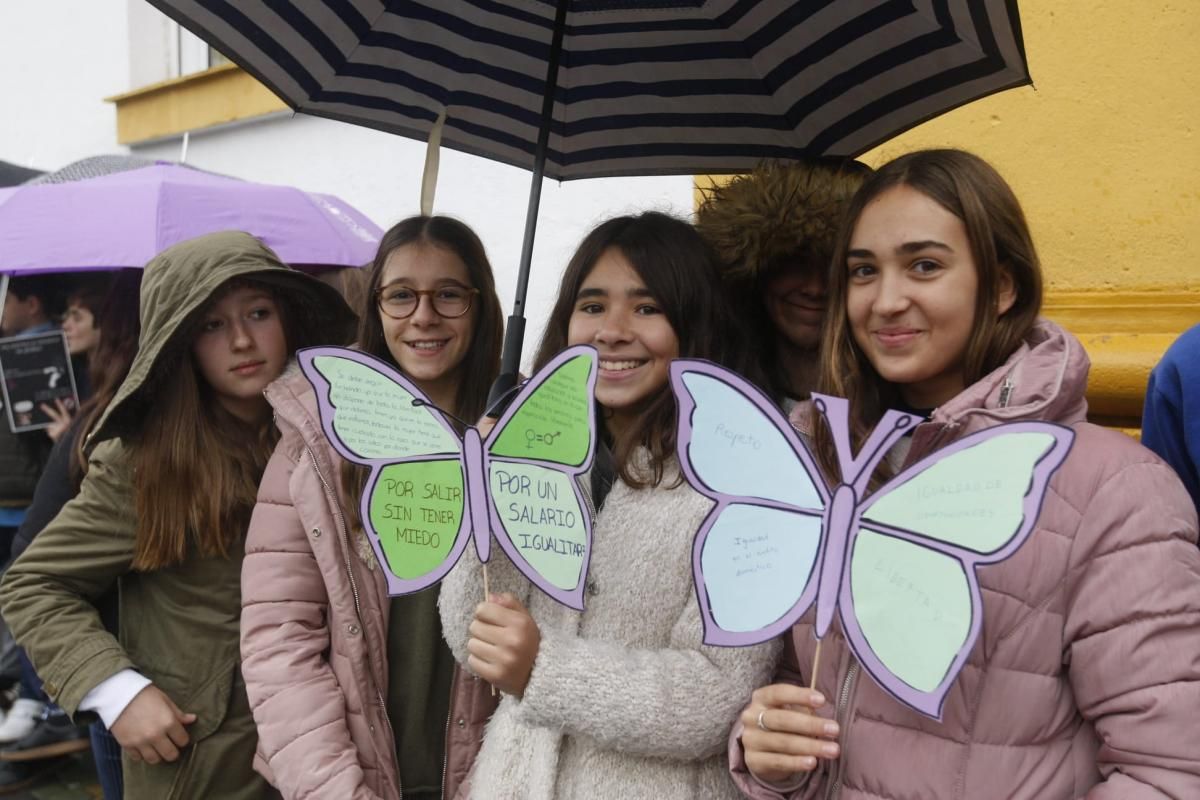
[2,1,695,364]
[127,0,214,88]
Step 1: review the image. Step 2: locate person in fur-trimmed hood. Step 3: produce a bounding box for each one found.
[696,158,870,408]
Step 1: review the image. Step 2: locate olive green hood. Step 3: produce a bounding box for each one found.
[90,231,356,446]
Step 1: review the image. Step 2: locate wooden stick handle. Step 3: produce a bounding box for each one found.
[481,563,497,697]
[809,639,823,692]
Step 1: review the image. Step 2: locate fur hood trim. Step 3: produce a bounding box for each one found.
[695,159,869,284]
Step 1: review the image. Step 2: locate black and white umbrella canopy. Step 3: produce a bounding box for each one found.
[148,0,1030,180]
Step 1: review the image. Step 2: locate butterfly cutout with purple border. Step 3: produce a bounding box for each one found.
[298,344,598,609]
[670,359,1073,719]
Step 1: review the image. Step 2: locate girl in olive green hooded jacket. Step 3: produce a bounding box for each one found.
[0,231,355,799]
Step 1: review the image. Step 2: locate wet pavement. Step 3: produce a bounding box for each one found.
[3,752,100,799]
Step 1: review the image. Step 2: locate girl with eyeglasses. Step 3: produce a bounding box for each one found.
[238,216,503,800]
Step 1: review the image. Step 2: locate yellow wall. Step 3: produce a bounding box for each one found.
[865,1,1199,296]
[107,63,287,145]
[702,1,1200,428]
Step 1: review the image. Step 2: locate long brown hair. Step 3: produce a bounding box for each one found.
[533,212,748,489]
[814,149,1043,482]
[71,270,142,487]
[130,279,312,570]
[340,215,503,530]
[64,274,110,329]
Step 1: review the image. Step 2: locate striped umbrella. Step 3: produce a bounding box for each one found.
[148,1,1029,179]
[149,0,1030,400]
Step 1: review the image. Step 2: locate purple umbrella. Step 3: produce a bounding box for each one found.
[0,163,383,275]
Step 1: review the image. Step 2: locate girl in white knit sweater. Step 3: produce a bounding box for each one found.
[440,212,780,800]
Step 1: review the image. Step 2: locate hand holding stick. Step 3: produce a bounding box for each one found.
[466,591,541,698]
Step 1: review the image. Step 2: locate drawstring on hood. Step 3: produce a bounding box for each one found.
[927,319,1090,430]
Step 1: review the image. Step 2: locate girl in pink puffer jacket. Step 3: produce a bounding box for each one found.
[240,216,503,800]
[733,149,1200,799]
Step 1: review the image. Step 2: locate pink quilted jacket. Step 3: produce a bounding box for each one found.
[241,365,496,800]
[731,321,1200,799]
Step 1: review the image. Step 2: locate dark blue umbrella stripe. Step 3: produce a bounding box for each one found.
[314,42,1010,145]
[303,64,1028,173]
[150,0,1029,173]
[207,7,864,94]
[816,60,1031,156]
[305,88,918,175]
[323,15,961,95]
[307,91,810,163]
[184,0,1003,101]
[309,85,812,151]
[826,66,1029,156]
[313,31,1006,132]
[318,69,798,130]
[804,0,1026,151]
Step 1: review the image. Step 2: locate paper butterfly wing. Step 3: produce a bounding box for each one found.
[840,526,976,719]
[488,345,597,468]
[485,345,598,609]
[298,347,461,462]
[670,359,831,646]
[840,422,1075,718]
[362,458,472,593]
[298,346,472,594]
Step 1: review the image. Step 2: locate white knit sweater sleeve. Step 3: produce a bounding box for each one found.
[517,602,780,759]
[512,468,782,767]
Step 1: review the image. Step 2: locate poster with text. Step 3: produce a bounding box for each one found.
[671,359,1073,719]
[300,344,598,609]
[0,331,79,434]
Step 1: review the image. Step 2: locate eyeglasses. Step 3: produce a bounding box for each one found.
[375,283,480,320]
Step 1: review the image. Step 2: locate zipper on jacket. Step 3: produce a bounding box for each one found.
[306,446,403,800]
[378,687,400,800]
[998,374,1015,408]
[439,703,452,800]
[823,662,859,800]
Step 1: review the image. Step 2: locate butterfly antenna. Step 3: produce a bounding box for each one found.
[812,395,856,484]
[848,412,919,492]
[861,414,912,464]
[411,398,471,429]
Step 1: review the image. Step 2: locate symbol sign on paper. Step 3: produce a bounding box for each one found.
[669,360,1074,719]
[300,345,598,609]
[526,429,561,450]
[0,331,80,434]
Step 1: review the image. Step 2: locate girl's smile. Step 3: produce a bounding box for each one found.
[567,247,680,436]
[598,357,649,377]
[765,266,827,350]
[378,243,476,410]
[845,184,1013,410]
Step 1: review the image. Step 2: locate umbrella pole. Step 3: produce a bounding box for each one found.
[486,0,570,413]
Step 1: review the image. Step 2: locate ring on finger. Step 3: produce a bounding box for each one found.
[756,709,772,732]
